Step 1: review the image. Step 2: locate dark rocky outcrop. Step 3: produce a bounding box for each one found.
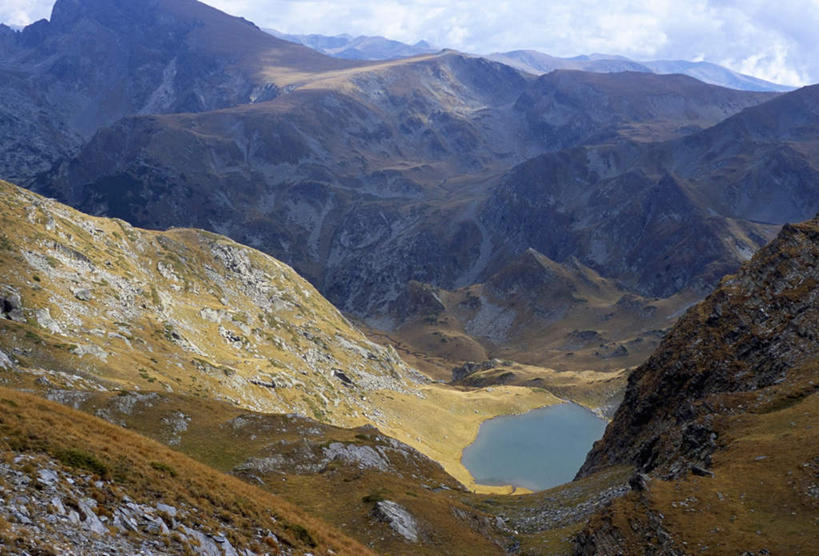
[577,216,819,479]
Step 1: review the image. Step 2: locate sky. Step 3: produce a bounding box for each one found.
[3,0,818,86]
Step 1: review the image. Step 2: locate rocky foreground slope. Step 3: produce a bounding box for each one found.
[573,217,819,554]
[0,387,370,555]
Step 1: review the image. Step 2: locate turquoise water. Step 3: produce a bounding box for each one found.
[461,403,607,491]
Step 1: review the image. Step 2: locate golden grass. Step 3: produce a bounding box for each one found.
[373,384,561,493]
[0,386,373,555]
[0,179,415,427]
[583,362,819,554]
[6,387,510,554]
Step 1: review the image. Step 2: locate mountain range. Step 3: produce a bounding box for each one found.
[0,0,817,553]
[488,50,794,92]
[250,28,792,92]
[2,0,816,374]
[265,28,438,60]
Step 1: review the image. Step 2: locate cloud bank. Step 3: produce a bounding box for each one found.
[3,0,818,86]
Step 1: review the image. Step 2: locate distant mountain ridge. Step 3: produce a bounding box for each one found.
[258,27,793,92]
[488,50,794,92]
[265,28,437,60]
[0,0,360,182]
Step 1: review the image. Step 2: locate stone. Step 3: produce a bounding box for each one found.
[373,500,418,542]
[0,290,24,322]
[37,468,59,487]
[36,308,64,335]
[691,465,714,478]
[74,288,93,301]
[629,472,651,492]
[146,516,170,535]
[156,502,177,518]
[322,443,389,472]
[0,349,13,370]
[50,496,66,516]
[79,499,107,535]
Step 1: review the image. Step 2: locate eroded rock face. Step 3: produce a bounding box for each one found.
[0,0,349,183]
[373,500,419,543]
[0,180,424,429]
[577,217,819,479]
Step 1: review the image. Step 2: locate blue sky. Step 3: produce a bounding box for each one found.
[3,0,818,86]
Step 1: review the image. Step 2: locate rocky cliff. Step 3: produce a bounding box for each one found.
[573,217,819,554]
[578,218,818,478]
[0,0,355,182]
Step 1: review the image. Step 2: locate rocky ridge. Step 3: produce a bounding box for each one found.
[570,217,819,554]
[487,50,793,92]
[0,0,356,182]
[579,216,819,477]
[35,64,779,324]
[0,179,423,428]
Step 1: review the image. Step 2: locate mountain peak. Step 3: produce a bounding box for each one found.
[50,0,157,30]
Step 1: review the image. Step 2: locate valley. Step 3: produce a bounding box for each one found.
[0,0,817,554]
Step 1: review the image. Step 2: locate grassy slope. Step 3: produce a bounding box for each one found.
[0,179,418,426]
[581,360,818,554]
[0,386,371,555]
[10,383,511,555]
[0,179,561,494]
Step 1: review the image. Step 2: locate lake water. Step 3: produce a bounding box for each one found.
[461,403,607,491]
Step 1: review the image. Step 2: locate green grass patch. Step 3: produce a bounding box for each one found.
[286,523,317,548]
[55,448,109,478]
[150,461,178,477]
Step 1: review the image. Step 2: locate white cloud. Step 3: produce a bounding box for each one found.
[0,0,53,26]
[2,0,818,86]
[206,0,819,86]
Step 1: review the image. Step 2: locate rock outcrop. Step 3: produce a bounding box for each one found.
[572,217,819,555]
[578,217,819,478]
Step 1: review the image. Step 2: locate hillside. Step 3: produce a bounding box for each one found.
[482,86,819,301]
[15,387,516,554]
[0,386,370,555]
[0,178,563,494]
[0,179,421,426]
[380,249,697,381]
[573,217,819,553]
[32,56,775,327]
